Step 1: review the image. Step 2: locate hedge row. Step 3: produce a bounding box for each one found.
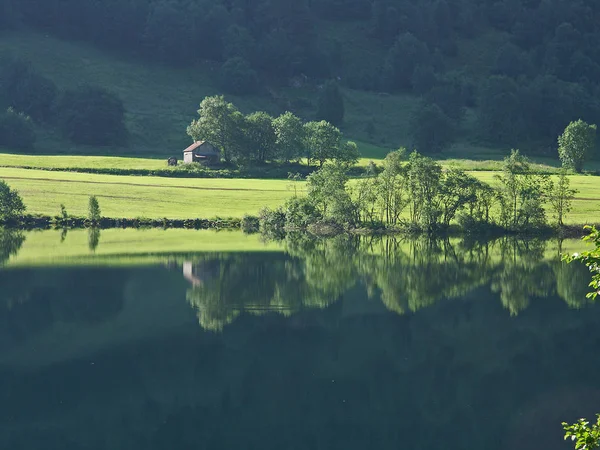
[0,164,372,179]
[1,214,241,230]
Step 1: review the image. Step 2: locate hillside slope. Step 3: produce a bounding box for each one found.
[0,30,505,160]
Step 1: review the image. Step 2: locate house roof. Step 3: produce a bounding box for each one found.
[183,141,207,152]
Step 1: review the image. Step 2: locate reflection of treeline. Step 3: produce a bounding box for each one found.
[258,149,577,235]
[186,235,591,331]
[0,268,128,344]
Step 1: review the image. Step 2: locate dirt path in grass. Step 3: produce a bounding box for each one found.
[0,175,288,192]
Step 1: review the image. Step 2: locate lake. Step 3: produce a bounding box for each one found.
[0,229,599,450]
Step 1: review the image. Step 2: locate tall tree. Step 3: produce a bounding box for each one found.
[187,96,244,164]
[382,32,430,91]
[273,111,305,163]
[558,119,597,172]
[245,111,276,163]
[316,80,344,127]
[303,120,342,167]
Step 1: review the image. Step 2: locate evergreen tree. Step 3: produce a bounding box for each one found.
[316,80,344,127]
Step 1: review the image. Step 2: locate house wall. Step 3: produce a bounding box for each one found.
[183,151,194,164]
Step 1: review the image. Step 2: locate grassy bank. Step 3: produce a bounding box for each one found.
[1,167,600,224]
[0,167,297,219]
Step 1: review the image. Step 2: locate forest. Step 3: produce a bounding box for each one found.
[2,0,600,153]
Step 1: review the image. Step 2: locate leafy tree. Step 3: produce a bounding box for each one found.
[273,111,305,163]
[303,120,342,167]
[406,151,442,230]
[306,162,355,223]
[558,119,597,172]
[382,32,430,91]
[478,75,524,145]
[337,140,360,166]
[57,85,128,146]
[439,169,479,227]
[493,42,531,78]
[245,111,276,163]
[411,64,437,95]
[143,1,190,63]
[0,179,25,221]
[376,148,408,225]
[220,57,259,95]
[0,54,57,123]
[565,226,600,300]
[187,96,244,164]
[88,195,101,223]
[316,80,344,127]
[563,414,600,449]
[495,150,547,230]
[224,25,256,61]
[0,108,36,150]
[547,170,577,226]
[410,102,456,154]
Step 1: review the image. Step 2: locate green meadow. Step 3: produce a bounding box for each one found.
[0,167,297,219]
[1,166,600,224]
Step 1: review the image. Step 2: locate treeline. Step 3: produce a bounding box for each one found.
[0,53,128,149]
[187,95,358,166]
[4,0,600,149]
[259,149,577,235]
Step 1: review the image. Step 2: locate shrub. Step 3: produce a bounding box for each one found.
[0,179,26,221]
[57,85,128,146]
[0,54,58,123]
[0,108,36,150]
[284,196,322,229]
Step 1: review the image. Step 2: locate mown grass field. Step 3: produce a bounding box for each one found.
[4,229,283,267]
[2,167,600,224]
[0,168,297,218]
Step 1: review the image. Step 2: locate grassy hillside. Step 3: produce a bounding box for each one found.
[0,30,503,160]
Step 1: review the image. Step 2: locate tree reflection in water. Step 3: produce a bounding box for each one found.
[184,234,592,331]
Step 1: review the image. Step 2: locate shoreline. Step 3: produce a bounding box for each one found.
[0,215,593,239]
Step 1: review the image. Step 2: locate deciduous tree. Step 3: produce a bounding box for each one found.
[558,119,597,172]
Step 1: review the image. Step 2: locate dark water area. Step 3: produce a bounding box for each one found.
[0,231,599,450]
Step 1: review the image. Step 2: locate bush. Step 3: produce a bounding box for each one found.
[284,196,322,229]
[0,108,36,150]
[258,206,286,238]
[57,85,128,146]
[240,214,260,233]
[0,179,26,221]
[410,102,456,154]
[0,54,58,123]
[220,57,259,95]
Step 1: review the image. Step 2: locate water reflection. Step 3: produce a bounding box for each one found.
[181,235,592,331]
[0,228,25,266]
[0,231,598,450]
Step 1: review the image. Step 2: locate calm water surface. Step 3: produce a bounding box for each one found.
[0,230,599,450]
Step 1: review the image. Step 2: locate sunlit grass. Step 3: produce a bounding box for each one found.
[0,168,301,218]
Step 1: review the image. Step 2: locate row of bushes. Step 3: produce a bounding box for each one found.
[0,161,372,179]
[1,214,241,230]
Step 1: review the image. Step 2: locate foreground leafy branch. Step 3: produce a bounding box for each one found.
[563,415,600,450]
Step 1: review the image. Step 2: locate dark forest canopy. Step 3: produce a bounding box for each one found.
[3,0,600,148]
